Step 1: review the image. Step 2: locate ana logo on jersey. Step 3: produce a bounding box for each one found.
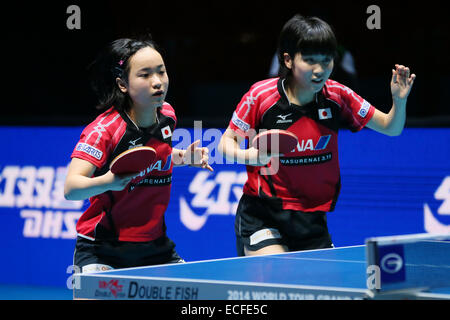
[139,154,172,175]
[293,135,332,153]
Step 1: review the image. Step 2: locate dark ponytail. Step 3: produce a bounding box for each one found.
[87,36,160,112]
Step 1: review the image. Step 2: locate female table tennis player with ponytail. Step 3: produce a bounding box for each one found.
[64,37,212,273]
[219,14,416,257]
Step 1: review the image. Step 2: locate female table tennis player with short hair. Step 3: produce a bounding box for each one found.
[64,37,212,273]
[219,14,416,256]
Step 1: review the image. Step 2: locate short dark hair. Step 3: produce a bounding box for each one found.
[277,14,338,77]
[88,36,161,112]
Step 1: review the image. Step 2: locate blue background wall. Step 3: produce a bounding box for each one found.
[0,127,448,289]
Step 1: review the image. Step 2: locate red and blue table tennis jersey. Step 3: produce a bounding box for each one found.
[71,103,176,242]
[228,77,375,212]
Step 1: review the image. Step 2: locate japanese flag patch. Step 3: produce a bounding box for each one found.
[161,125,172,139]
[318,108,332,120]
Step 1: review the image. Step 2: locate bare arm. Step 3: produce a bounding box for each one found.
[218,128,280,166]
[366,64,416,136]
[172,140,213,171]
[64,158,136,201]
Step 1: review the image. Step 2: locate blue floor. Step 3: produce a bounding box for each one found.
[0,284,73,300]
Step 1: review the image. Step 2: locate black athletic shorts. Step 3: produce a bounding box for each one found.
[235,194,333,256]
[73,234,184,273]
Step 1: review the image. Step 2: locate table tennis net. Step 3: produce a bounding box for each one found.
[366,234,450,294]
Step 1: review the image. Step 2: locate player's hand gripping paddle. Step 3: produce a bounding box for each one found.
[109,146,156,174]
[251,129,298,154]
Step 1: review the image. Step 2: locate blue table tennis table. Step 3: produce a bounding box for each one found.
[73,234,450,300]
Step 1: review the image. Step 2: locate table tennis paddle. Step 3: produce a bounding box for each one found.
[109,146,156,174]
[251,129,298,154]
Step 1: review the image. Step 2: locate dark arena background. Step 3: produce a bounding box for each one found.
[0,0,449,303]
[3,1,450,126]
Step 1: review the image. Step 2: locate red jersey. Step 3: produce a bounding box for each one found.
[71,103,177,242]
[228,78,375,212]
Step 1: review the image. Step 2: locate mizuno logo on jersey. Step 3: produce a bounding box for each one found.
[276,113,293,124]
[129,137,142,148]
